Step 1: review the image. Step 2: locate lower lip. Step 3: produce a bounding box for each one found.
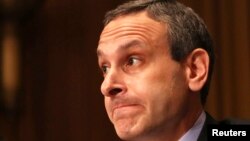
[115,104,138,109]
[112,105,141,119]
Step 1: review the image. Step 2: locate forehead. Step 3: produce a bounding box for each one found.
[98,11,167,45]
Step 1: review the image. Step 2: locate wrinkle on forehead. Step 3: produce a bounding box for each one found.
[99,12,166,45]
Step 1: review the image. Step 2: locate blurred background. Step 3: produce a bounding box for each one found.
[0,0,249,141]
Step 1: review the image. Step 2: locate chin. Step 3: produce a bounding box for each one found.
[115,124,135,139]
[117,131,140,141]
[115,122,145,141]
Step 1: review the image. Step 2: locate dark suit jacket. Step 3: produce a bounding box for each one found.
[197,112,250,141]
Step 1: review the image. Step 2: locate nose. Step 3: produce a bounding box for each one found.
[100,69,126,97]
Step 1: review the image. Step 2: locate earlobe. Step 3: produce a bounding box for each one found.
[185,48,209,92]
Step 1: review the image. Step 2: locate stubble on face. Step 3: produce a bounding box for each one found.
[98,12,189,141]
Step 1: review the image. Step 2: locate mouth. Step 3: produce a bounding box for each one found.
[111,104,142,120]
[113,104,139,111]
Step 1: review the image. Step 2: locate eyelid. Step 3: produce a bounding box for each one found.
[129,55,143,62]
[123,55,144,72]
[127,56,140,65]
[99,63,110,76]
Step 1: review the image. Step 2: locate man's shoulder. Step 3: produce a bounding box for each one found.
[197,112,250,141]
[218,118,250,125]
[204,112,250,125]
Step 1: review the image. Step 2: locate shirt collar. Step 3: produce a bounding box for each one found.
[179,111,206,141]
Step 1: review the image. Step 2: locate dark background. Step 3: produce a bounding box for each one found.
[0,0,249,141]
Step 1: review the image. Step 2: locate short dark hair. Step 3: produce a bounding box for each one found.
[103,0,215,105]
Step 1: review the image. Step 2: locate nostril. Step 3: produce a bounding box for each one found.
[109,88,122,95]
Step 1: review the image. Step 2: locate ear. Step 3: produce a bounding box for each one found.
[184,48,209,92]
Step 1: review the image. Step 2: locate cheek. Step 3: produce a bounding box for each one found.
[129,69,172,111]
[131,68,173,98]
[129,67,188,118]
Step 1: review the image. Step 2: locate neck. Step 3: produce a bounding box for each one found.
[134,97,203,141]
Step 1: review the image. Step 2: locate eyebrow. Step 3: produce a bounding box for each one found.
[97,39,143,57]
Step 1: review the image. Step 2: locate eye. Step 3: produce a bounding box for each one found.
[100,65,110,76]
[123,56,143,73]
[127,57,140,66]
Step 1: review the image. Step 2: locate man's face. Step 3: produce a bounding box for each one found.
[97,12,189,140]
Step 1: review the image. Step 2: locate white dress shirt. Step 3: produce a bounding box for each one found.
[179,111,206,141]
